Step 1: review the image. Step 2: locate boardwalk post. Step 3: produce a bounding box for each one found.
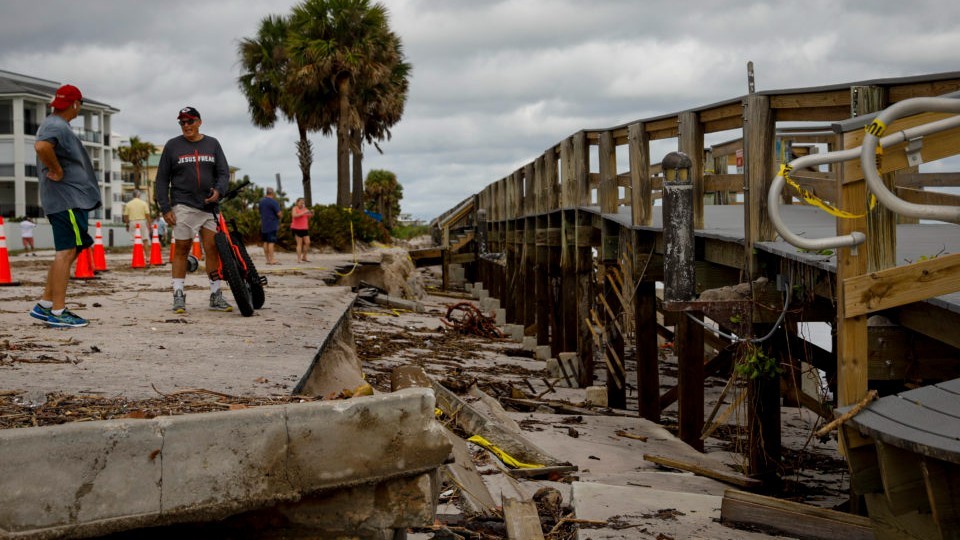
[575,211,595,388]
[662,151,704,451]
[743,94,775,277]
[601,219,626,408]
[524,163,537,330]
[628,122,652,227]
[662,152,695,303]
[679,111,704,229]
[477,206,488,294]
[852,85,897,273]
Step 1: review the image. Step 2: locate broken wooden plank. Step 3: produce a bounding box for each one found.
[502,496,545,540]
[643,454,762,489]
[432,381,577,474]
[505,464,578,479]
[441,428,498,517]
[720,489,874,540]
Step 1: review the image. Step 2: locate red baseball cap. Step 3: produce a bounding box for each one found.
[50,84,83,109]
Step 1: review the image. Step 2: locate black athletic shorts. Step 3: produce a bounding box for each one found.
[48,209,94,252]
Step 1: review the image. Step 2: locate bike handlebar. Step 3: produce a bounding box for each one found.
[219,179,253,203]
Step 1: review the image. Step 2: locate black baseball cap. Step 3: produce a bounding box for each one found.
[177,106,201,120]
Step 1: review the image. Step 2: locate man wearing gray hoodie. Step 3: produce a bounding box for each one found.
[154,106,232,314]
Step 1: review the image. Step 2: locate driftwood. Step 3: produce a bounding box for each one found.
[814,389,878,438]
[643,454,762,489]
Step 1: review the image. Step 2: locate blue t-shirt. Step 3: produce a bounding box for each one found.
[35,115,101,214]
[259,197,281,233]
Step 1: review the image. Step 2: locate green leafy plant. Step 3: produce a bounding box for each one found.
[734,345,782,380]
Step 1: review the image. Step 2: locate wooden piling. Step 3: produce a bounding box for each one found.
[661,151,704,451]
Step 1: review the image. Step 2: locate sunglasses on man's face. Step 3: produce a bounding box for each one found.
[179,119,197,126]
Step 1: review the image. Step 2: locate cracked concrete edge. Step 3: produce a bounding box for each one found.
[0,387,452,539]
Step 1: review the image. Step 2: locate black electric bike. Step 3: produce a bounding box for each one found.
[189,180,266,316]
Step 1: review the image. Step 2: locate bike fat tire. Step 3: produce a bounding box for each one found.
[214,232,254,316]
[230,231,265,309]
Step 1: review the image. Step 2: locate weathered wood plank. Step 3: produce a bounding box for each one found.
[502,496,545,540]
[921,457,960,539]
[876,440,930,515]
[703,173,743,193]
[897,171,960,188]
[843,252,960,317]
[720,489,874,540]
[897,186,960,216]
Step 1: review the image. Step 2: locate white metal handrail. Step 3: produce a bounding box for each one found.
[860,96,960,222]
[769,96,960,251]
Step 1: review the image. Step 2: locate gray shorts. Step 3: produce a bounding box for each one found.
[172,204,217,241]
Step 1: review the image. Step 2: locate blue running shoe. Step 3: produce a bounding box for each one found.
[29,304,52,322]
[46,309,89,328]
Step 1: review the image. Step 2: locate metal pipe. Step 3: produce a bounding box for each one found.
[768,147,866,251]
[860,97,960,222]
[769,96,960,250]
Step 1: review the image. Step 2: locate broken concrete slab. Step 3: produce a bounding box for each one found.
[0,388,452,539]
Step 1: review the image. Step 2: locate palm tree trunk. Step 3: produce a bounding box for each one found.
[351,129,364,211]
[336,76,351,208]
[296,120,313,206]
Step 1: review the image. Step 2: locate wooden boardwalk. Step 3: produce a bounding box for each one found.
[423,71,960,538]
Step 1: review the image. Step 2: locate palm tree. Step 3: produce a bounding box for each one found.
[364,168,402,229]
[118,136,154,192]
[237,14,332,206]
[288,0,400,208]
[350,31,411,210]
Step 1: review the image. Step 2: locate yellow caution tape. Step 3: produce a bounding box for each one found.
[865,118,887,137]
[467,435,545,469]
[779,164,875,219]
[435,408,444,418]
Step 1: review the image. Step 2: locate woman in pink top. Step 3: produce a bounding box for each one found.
[290,198,313,263]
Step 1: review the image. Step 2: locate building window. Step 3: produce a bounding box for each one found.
[0,141,13,177]
[23,105,40,135]
[0,100,12,135]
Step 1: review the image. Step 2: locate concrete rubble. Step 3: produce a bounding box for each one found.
[0,388,451,539]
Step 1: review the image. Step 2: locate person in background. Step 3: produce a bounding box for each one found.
[19,217,36,256]
[258,186,282,265]
[123,189,151,253]
[30,84,101,328]
[154,106,232,314]
[153,215,168,247]
[290,197,313,263]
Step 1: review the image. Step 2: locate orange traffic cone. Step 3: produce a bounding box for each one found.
[150,224,164,266]
[0,216,20,286]
[92,221,108,272]
[131,224,146,268]
[72,247,97,280]
[191,233,203,259]
[169,242,176,264]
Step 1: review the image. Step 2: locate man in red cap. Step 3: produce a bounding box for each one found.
[154,106,233,314]
[30,84,101,328]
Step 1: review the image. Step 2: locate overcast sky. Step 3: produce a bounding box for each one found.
[2,0,958,219]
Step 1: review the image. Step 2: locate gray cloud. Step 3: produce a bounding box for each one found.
[3,0,959,219]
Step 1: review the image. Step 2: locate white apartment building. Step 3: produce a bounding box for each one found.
[0,69,123,222]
